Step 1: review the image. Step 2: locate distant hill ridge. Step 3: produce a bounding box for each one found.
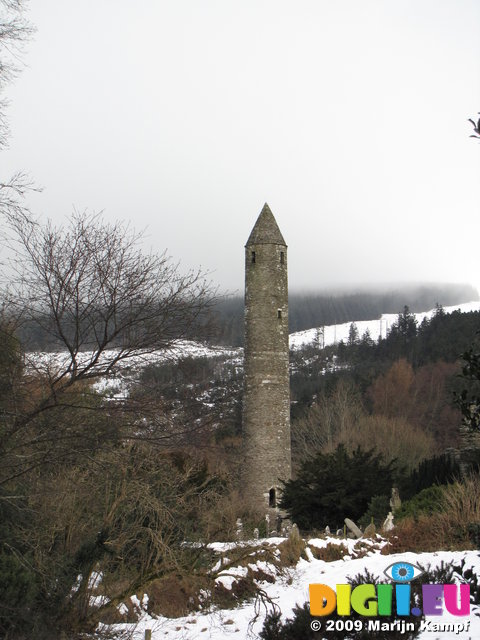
[213,282,479,346]
[289,300,480,351]
[11,282,478,350]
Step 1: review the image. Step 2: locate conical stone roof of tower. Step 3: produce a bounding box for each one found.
[246,203,287,246]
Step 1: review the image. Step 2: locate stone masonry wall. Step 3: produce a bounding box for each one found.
[243,238,291,516]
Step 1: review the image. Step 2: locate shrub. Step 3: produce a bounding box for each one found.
[395,485,445,521]
[388,475,480,552]
[146,574,209,617]
[260,603,319,640]
[385,514,450,553]
[308,542,349,562]
[280,445,394,531]
[399,453,460,500]
[0,550,40,638]
[279,527,306,567]
[437,473,480,545]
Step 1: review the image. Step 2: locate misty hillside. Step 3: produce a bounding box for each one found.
[213,282,479,346]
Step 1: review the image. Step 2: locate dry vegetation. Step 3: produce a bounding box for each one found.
[292,359,460,474]
[385,474,480,553]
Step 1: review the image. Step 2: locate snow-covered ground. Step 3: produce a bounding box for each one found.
[102,537,480,639]
[28,340,241,374]
[289,301,480,350]
[26,300,480,399]
[27,340,243,399]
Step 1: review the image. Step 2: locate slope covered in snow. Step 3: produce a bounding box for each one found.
[102,537,480,640]
[289,301,480,351]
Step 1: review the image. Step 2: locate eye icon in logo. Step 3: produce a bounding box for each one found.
[384,561,424,582]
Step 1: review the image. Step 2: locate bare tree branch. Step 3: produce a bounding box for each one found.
[0,0,34,145]
[0,209,217,485]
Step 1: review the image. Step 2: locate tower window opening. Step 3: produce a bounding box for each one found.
[269,488,276,508]
[251,251,256,263]
[277,309,282,319]
[280,251,284,264]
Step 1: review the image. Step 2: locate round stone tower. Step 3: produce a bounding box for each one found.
[242,203,291,517]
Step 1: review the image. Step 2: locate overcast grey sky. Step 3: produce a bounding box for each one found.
[3,0,480,294]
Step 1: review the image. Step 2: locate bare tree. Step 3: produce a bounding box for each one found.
[0,0,33,144]
[291,379,363,469]
[1,1,37,233]
[4,209,215,359]
[0,209,217,484]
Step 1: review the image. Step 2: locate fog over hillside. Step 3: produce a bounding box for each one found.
[214,282,479,346]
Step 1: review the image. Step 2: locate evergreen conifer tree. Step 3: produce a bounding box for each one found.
[280,444,394,530]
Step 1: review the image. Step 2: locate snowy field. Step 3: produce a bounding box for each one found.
[27,340,243,399]
[289,301,480,350]
[28,340,241,374]
[103,537,480,640]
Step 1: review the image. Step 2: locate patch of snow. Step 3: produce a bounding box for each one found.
[70,574,82,595]
[89,595,109,608]
[214,576,234,590]
[88,570,103,590]
[102,538,480,639]
[290,300,480,350]
[26,341,242,382]
[207,537,285,553]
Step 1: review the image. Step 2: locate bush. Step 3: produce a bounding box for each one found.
[388,475,480,552]
[398,453,460,500]
[260,603,319,640]
[308,542,349,562]
[438,473,480,545]
[280,445,394,531]
[386,514,450,553]
[278,527,305,567]
[0,550,41,638]
[395,485,445,521]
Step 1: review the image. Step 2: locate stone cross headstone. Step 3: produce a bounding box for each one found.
[383,512,394,531]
